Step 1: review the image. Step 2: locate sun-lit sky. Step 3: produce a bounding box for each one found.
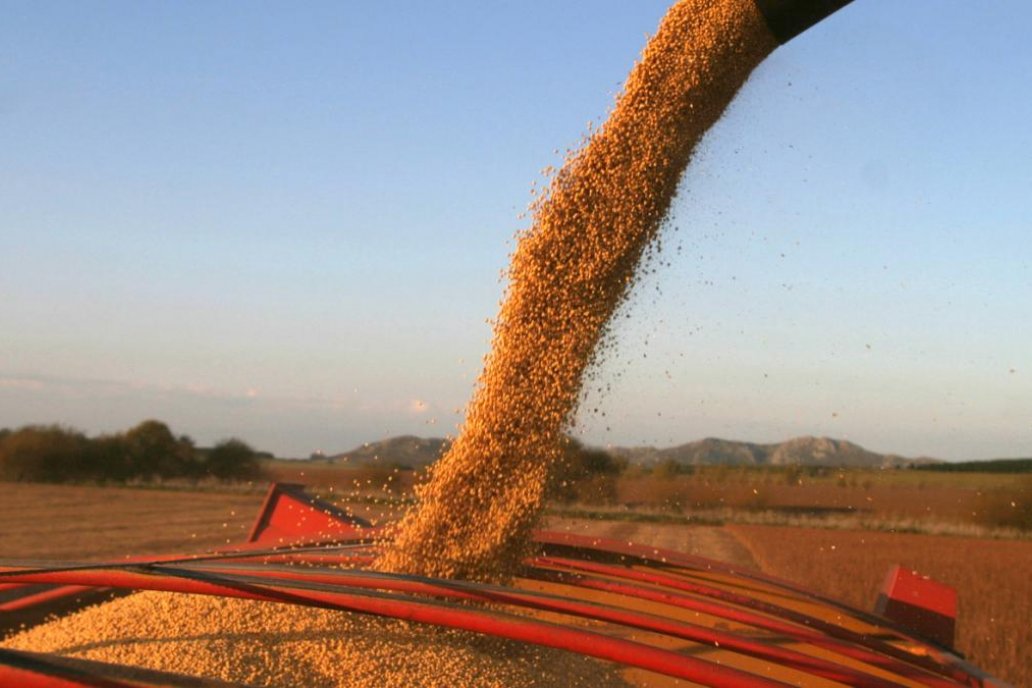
[2,1,1030,460]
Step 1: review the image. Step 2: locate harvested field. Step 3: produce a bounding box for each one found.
[0,483,267,560]
[263,459,416,493]
[729,524,1032,687]
[546,515,759,571]
[613,467,1026,533]
[0,482,404,562]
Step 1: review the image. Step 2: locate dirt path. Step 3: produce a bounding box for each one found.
[544,517,759,570]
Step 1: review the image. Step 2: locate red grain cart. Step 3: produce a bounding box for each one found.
[0,483,1014,688]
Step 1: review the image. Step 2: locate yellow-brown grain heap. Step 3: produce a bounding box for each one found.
[379,0,777,582]
[3,591,632,688]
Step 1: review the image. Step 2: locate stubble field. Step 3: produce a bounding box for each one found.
[0,482,266,560]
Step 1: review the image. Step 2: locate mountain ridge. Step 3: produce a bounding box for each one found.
[609,435,936,469]
[326,434,939,469]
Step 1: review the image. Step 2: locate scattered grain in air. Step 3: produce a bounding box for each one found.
[3,0,780,684]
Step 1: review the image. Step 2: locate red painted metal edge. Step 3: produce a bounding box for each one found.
[526,563,967,688]
[0,585,95,613]
[533,554,980,688]
[0,647,249,688]
[876,565,957,649]
[533,532,988,688]
[0,558,968,688]
[148,562,909,688]
[0,533,381,619]
[536,529,933,631]
[247,482,371,543]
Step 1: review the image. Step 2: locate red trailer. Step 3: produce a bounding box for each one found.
[0,483,1014,688]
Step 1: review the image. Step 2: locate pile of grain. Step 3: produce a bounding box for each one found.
[378,0,776,582]
[4,1,781,684]
[3,591,631,688]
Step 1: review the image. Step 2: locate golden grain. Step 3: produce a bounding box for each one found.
[4,591,632,688]
[379,0,776,583]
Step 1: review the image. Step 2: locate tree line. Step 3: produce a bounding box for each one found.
[0,420,264,484]
[915,458,1032,474]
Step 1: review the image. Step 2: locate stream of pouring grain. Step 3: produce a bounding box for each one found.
[378,0,778,582]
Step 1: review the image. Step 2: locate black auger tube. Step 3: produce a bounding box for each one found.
[753,0,854,44]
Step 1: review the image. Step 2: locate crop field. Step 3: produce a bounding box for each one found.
[613,467,1029,533]
[729,524,1032,687]
[267,458,1031,537]
[0,483,267,560]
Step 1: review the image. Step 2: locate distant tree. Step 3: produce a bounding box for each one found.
[0,420,270,484]
[205,438,262,481]
[87,434,132,483]
[0,425,90,482]
[549,437,625,505]
[174,434,205,482]
[124,420,193,480]
[655,458,691,479]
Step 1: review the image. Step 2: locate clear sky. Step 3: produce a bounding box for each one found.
[2,1,1030,460]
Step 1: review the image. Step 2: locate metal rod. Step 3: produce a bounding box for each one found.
[525,565,965,688]
[155,562,909,688]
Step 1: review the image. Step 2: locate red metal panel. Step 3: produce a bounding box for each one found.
[876,565,958,649]
[246,482,371,543]
[0,585,94,613]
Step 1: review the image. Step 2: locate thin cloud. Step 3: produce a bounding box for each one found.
[0,376,47,391]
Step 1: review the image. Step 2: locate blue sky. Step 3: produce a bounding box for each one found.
[2,1,1030,460]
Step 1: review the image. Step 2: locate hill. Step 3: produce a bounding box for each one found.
[324,434,937,470]
[328,435,450,469]
[613,436,931,469]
